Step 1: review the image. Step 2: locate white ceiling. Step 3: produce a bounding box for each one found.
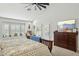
[0,3,79,23]
[0,3,28,20]
[0,3,53,21]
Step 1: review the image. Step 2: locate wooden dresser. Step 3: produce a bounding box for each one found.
[54,31,78,52]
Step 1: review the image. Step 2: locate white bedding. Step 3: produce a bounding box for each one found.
[0,37,51,56]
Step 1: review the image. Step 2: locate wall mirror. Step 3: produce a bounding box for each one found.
[57,20,76,32]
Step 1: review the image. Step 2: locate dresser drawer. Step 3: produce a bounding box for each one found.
[59,43,67,48]
[68,45,76,51]
[68,38,76,42]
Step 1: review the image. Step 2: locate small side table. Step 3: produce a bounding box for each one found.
[40,39,53,52]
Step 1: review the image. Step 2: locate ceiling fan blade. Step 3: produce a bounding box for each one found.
[36,4,42,10]
[39,3,49,5]
[38,4,46,9]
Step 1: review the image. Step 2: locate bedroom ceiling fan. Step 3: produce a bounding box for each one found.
[25,3,50,11]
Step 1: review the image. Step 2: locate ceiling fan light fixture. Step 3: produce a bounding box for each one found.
[25,3,50,11]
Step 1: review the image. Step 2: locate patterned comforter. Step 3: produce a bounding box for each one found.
[0,38,51,56]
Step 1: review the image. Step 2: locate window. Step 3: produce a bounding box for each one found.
[1,22,26,37]
[20,24,25,33]
[0,23,2,37]
[10,24,16,36]
[2,23,9,37]
[15,24,20,36]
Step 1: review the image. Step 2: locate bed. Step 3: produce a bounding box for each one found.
[0,37,52,56]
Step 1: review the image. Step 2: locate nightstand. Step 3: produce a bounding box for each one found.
[40,39,53,52]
